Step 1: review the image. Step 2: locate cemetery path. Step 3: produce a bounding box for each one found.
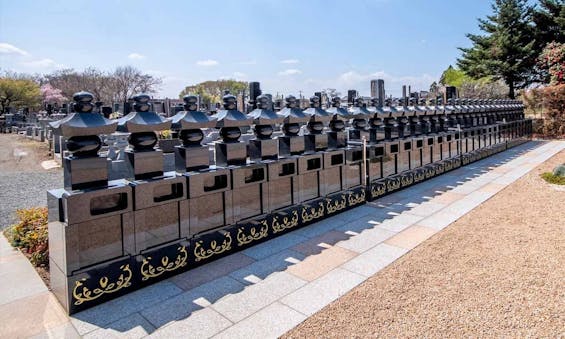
[284,148,565,338]
[0,134,62,229]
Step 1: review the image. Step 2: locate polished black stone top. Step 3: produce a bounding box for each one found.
[247,94,283,125]
[170,95,216,130]
[347,97,372,119]
[303,96,330,122]
[117,93,171,133]
[277,95,309,124]
[50,91,117,137]
[212,94,251,128]
[326,97,353,120]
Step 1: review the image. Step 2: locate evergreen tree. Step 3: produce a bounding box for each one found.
[457,0,537,98]
[533,0,565,47]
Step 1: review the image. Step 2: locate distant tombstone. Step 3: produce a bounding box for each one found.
[101,106,112,118]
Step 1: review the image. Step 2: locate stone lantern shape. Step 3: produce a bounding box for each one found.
[247,94,283,161]
[348,97,372,141]
[50,91,117,190]
[324,96,352,149]
[117,93,171,180]
[277,95,309,156]
[170,95,217,171]
[212,94,252,166]
[303,95,331,152]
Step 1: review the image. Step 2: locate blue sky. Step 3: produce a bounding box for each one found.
[0,0,494,98]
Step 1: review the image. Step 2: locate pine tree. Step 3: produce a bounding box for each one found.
[457,0,537,98]
[533,0,565,47]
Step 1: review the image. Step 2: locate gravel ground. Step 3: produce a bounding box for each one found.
[0,134,62,229]
[285,150,565,338]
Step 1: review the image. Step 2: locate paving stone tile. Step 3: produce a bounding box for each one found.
[405,201,446,217]
[291,231,351,256]
[228,249,305,285]
[242,232,308,260]
[449,182,484,194]
[212,271,306,323]
[213,302,306,339]
[287,246,357,281]
[479,183,506,194]
[341,243,409,277]
[0,292,69,338]
[31,322,81,339]
[291,217,344,239]
[378,213,424,233]
[280,268,365,316]
[416,210,462,231]
[0,235,48,306]
[384,225,438,250]
[335,227,397,253]
[431,191,466,204]
[333,205,378,222]
[71,281,182,335]
[141,276,246,328]
[170,252,255,291]
[83,313,155,339]
[147,308,232,339]
[334,213,391,234]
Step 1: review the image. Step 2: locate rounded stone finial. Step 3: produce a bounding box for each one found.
[183,95,198,111]
[72,91,94,113]
[371,97,380,107]
[285,95,298,108]
[331,96,341,108]
[419,98,426,105]
[131,93,151,112]
[222,94,237,110]
[256,95,270,110]
[309,96,320,108]
[384,98,392,106]
[354,97,365,107]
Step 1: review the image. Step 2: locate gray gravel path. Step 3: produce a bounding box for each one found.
[0,171,62,229]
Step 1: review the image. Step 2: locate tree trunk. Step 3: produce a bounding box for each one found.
[508,81,515,99]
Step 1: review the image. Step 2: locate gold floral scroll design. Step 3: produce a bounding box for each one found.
[425,167,435,178]
[435,163,445,174]
[414,170,426,182]
[326,195,347,214]
[347,190,366,206]
[237,221,269,245]
[301,202,325,222]
[72,264,132,306]
[140,246,188,281]
[371,183,386,198]
[387,178,401,191]
[194,232,232,262]
[401,173,414,187]
[272,210,300,233]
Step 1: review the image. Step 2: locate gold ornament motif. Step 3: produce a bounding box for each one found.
[425,167,435,178]
[401,174,414,186]
[237,221,269,245]
[387,178,401,191]
[347,190,366,206]
[194,232,232,261]
[72,264,132,306]
[414,170,425,182]
[272,210,300,233]
[301,202,325,222]
[371,183,386,198]
[140,246,188,281]
[326,195,347,214]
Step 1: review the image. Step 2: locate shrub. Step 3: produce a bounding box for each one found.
[541,172,565,185]
[3,207,49,267]
[523,84,565,138]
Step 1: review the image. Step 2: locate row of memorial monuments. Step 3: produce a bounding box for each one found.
[47,82,532,314]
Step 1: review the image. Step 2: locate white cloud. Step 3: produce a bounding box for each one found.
[128,53,145,60]
[281,59,299,64]
[196,59,219,66]
[20,58,60,68]
[0,43,29,56]
[278,69,302,76]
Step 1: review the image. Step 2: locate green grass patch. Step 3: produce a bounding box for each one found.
[541,172,565,185]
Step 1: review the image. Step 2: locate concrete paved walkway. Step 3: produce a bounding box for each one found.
[0,140,563,338]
